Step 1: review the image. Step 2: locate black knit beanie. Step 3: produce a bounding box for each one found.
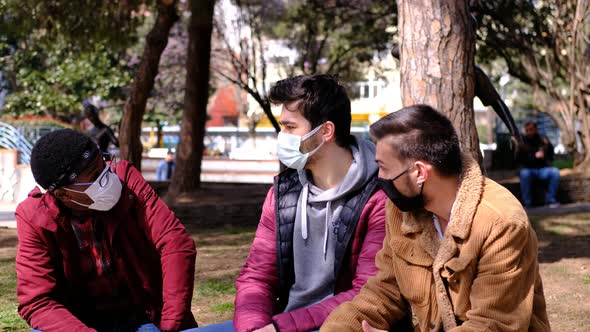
[30,129,99,190]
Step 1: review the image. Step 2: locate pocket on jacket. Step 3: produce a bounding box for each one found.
[441,256,475,319]
[391,238,433,307]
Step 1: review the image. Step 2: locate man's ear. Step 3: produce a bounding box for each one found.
[322,121,336,142]
[52,188,70,202]
[414,161,431,185]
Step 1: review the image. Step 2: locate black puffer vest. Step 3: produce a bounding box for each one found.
[273,168,378,311]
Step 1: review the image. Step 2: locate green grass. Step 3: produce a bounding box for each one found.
[552,158,574,169]
[189,226,256,237]
[197,233,255,247]
[549,265,570,275]
[0,303,26,332]
[217,227,256,236]
[531,213,590,237]
[0,260,28,331]
[210,302,234,314]
[196,277,236,297]
[583,275,590,285]
[547,224,573,236]
[192,226,256,247]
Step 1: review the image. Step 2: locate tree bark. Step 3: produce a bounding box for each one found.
[575,103,590,172]
[531,89,580,164]
[155,119,163,148]
[168,0,215,195]
[118,0,178,170]
[397,0,481,164]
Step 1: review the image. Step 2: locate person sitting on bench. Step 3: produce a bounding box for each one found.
[516,121,560,208]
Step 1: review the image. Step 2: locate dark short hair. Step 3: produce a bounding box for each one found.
[370,104,463,176]
[269,74,353,147]
[524,121,537,128]
[31,129,97,189]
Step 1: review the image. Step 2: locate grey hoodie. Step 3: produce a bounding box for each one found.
[284,137,379,312]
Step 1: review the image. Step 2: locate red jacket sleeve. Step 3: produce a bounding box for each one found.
[271,190,387,332]
[124,163,196,331]
[16,203,96,332]
[234,188,280,332]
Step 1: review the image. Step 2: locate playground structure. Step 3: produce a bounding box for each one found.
[0,122,44,202]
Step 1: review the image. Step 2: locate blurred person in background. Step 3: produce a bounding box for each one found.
[157,150,176,181]
[516,121,560,208]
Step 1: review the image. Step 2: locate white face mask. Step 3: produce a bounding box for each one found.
[64,165,123,211]
[277,125,324,170]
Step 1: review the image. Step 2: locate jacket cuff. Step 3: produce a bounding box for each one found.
[272,313,299,332]
[159,319,181,332]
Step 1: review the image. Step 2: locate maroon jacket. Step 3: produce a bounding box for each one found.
[234,183,387,332]
[15,161,197,331]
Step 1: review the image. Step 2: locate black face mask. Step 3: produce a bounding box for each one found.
[377,164,425,212]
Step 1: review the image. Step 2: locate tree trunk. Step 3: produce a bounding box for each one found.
[549,111,578,161]
[155,119,163,148]
[532,89,582,166]
[575,108,590,171]
[247,87,280,133]
[397,0,480,164]
[168,0,215,195]
[248,122,257,148]
[118,0,178,170]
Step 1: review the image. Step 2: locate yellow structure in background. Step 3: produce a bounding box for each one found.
[141,130,158,150]
[255,50,403,129]
[256,108,391,128]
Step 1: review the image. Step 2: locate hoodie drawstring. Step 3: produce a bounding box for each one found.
[301,183,331,260]
[301,183,309,240]
[323,201,331,258]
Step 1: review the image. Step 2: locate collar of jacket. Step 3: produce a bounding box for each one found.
[399,153,484,241]
[26,166,132,234]
[395,153,484,331]
[25,187,68,232]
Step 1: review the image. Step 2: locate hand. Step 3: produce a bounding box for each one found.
[253,324,277,332]
[535,150,544,159]
[362,320,388,332]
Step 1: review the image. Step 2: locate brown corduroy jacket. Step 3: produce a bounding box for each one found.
[321,156,550,332]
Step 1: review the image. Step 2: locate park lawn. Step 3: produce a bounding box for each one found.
[0,214,589,331]
[0,229,25,332]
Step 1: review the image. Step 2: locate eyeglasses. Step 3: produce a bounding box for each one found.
[68,152,118,188]
[102,152,118,168]
[67,165,112,189]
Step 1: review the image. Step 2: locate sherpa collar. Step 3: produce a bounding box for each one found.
[397,154,485,331]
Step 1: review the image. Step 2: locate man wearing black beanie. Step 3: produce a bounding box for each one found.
[16,129,197,332]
